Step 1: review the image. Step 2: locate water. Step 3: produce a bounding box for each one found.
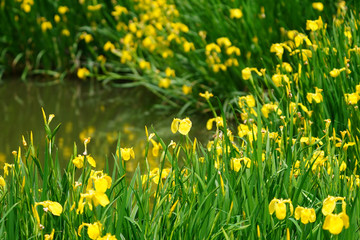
[0,80,210,173]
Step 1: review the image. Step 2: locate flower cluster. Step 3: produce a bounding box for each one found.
[269,196,349,235]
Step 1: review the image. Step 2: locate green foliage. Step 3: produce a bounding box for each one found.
[0,0,357,107]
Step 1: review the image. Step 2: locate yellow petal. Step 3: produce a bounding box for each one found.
[130,148,135,159]
[246,95,256,107]
[87,155,96,167]
[313,93,323,103]
[306,93,313,104]
[340,212,349,229]
[289,202,294,215]
[330,69,340,77]
[206,118,215,130]
[105,176,112,188]
[312,2,324,11]
[300,208,312,224]
[32,205,40,224]
[275,202,287,220]
[94,193,110,207]
[48,202,63,216]
[88,202,93,211]
[0,176,5,187]
[310,208,316,222]
[231,158,241,172]
[241,157,251,168]
[78,223,88,236]
[294,206,303,220]
[73,155,84,168]
[269,199,277,215]
[323,214,344,235]
[322,196,336,216]
[120,148,131,161]
[87,223,102,240]
[171,118,180,133]
[199,91,213,100]
[151,143,160,157]
[178,118,192,135]
[77,198,85,214]
[152,175,160,184]
[95,178,108,193]
[44,229,55,240]
[230,9,243,19]
[242,68,251,80]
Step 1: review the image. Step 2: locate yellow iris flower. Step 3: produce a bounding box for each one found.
[321,195,349,234]
[4,163,14,177]
[33,201,62,225]
[77,172,111,214]
[330,67,346,77]
[103,41,115,52]
[44,229,55,240]
[312,2,324,11]
[306,17,323,31]
[231,157,251,172]
[270,43,292,59]
[86,170,112,193]
[344,93,360,105]
[149,168,171,184]
[87,4,102,11]
[150,139,162,157]
[261,103,282,118]
[139,60,151,70]
[77,67,90,79]
[77,189,110,214]
[111,6,128,16]
[238,95,255,108]
[322,196,345,216]
[216,37,232,48]
[226,46,241,56]
[79,32,93,43]
[306,87,323,104]
[229,9,243,19]
[294,206,316,224]
[241,67,262,80]
[323,212,349,235]
[206,117,224,130]
[289,102,310,116]
[290,49,312,61]
[271,74,289,87]
[182,85,192,95]
[35,200,63,216]
[120,147,135,161]
[72,155,96,168]
[41,21,52,32]
[58,6,69,14]
[269,198,293,220]
[171,118,192,135]
[199,91,214,100]
[158,78,171,88]
[78,222,102,240]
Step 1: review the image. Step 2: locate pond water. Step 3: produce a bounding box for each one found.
[0,80,210,173]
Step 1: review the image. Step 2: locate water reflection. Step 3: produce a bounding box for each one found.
[0,80,209,173]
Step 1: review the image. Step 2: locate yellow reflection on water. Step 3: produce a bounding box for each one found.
[0,80,209,175]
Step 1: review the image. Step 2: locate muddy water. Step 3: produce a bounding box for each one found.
[0,80,210,173]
